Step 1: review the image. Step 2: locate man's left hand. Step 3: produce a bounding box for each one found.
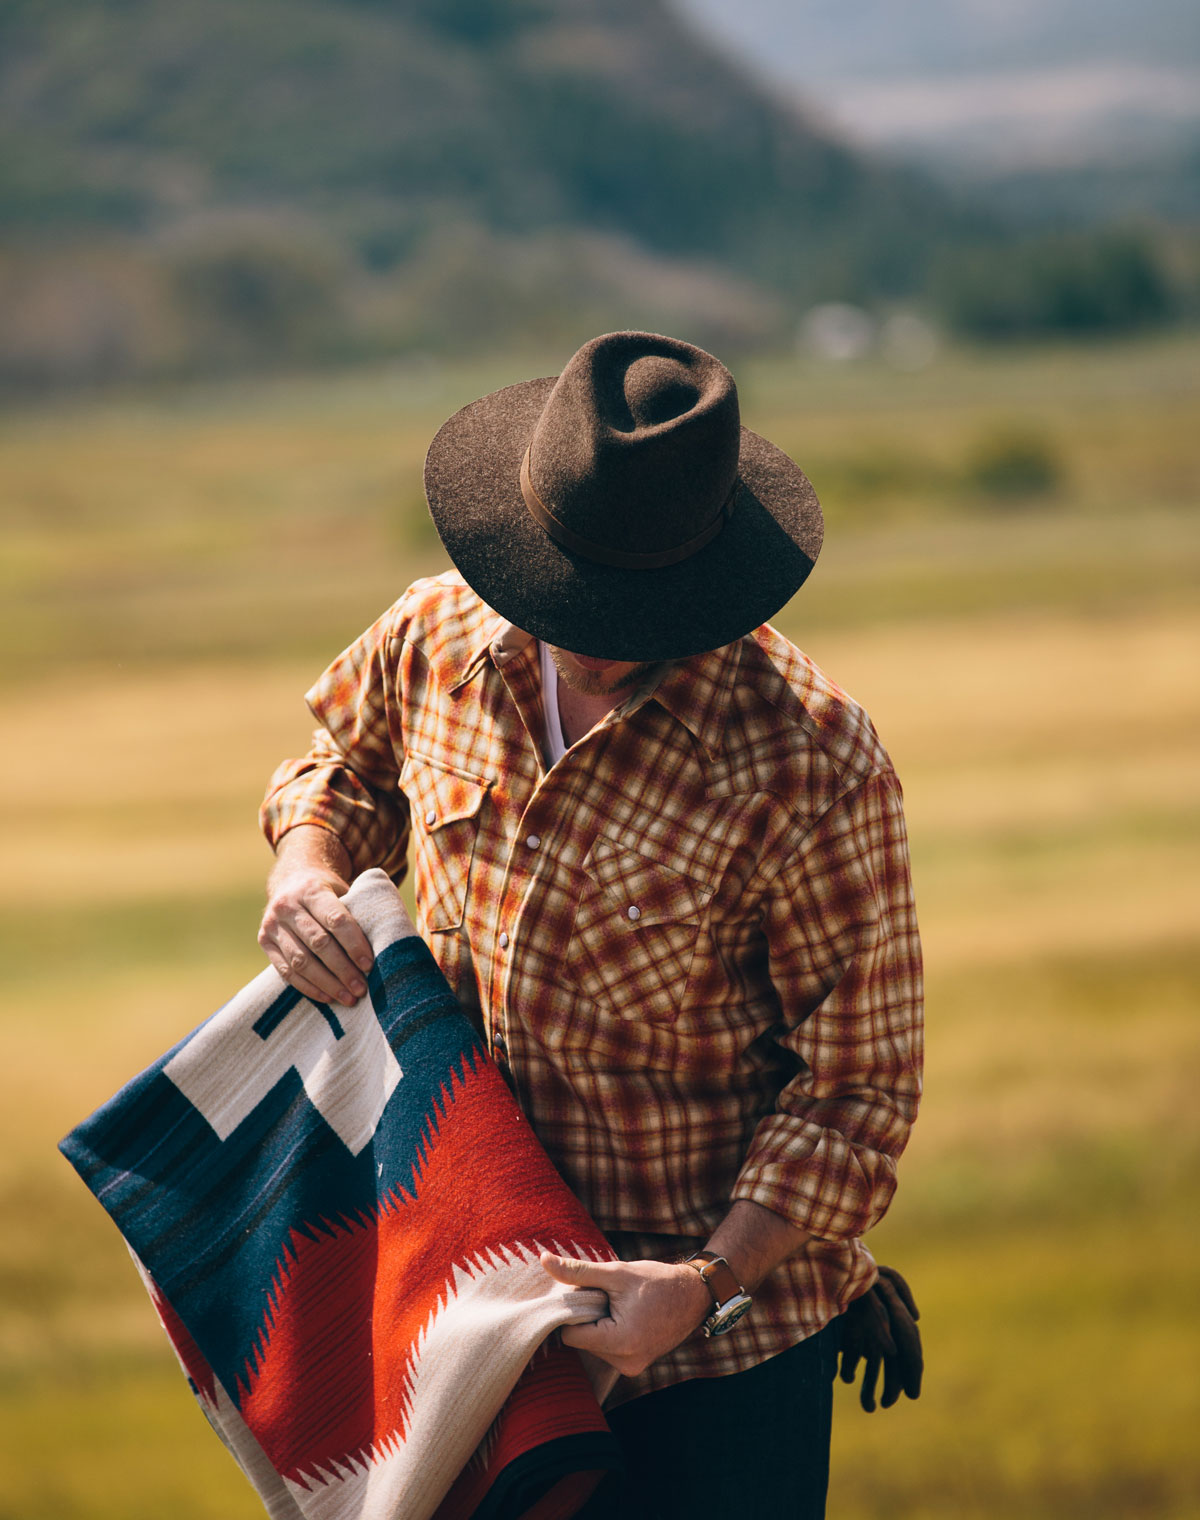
[837,1264,923,1412]
[540,1251,712,1378]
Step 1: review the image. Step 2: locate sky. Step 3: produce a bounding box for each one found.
[671,0,1200,168]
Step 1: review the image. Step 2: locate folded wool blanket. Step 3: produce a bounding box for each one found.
[60,869,621,1520]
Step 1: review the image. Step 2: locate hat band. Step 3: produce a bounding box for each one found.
[520,446,736,570]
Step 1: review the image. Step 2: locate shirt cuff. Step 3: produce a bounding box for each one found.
[731,1119,899,1242]
[259,757,409,879]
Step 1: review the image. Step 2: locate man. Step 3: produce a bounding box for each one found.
[258,332,923,1517]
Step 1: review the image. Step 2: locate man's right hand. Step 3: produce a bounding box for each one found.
[258,826,375,1007]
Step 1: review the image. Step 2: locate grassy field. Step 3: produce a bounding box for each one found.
[1,335,1197,1518]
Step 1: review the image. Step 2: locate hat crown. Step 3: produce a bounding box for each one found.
[623,355,700,425]
[527,332,741,561]
[422,326,823,663]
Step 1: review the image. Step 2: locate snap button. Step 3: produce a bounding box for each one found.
[498,931,510,949]
[627,905,641,921]
[526,834,541,850]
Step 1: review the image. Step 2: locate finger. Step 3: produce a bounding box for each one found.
[261,928,329,1001]
[294,974,336,1005]
[839,1348,861,1384]
[881,1350,903,1409]
[291,908,368,1003]
[860,1351,880,1414]
[307,887,375,974]
[539,1251,621,1291]
[877,1265,920,1321]
[903,1337,924,1400]
[263,950,332,1007]
[863,1289,897,1357]
[561,1318,617,1351]
[560,1317,651,1379]
[560,1331,643,1377]
[875,1277,924,1397]
[274,927,361,1008]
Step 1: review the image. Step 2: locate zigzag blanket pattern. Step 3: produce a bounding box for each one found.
[60,869,621,1520]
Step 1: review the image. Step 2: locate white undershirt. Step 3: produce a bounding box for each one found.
[538,640,568,767]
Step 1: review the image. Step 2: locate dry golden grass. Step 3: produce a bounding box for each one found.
[10,604,1196,979]
[1,335,1198,1517]
[792,605,1200,968]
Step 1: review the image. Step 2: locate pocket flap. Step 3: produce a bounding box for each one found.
[581,836,714,925]
[401,751,491,831]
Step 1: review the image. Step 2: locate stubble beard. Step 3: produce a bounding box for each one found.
[549,651,658,698]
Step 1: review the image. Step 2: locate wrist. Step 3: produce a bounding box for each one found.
[681,1251,754,1338]
[270,825,353,892]
[703,1200,812,1295]
[675,1261,715,1328]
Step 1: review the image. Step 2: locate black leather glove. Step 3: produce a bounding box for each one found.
[837,1264,923,1412]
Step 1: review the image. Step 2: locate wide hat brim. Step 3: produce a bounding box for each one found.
[424,375,824,663]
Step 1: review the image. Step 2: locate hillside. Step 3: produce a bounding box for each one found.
[0,0,963,382]
[675,0,1200,222]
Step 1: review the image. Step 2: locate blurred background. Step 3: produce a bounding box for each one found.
[1,2,1197,1516]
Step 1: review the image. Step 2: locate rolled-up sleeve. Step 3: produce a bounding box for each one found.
[259,608,411,880]
[732,767,923,1241]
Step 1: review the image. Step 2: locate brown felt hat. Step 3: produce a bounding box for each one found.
[423,331,823,662]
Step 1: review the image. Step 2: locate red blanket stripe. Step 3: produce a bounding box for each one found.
[150,1284,219,1409]
[432,1341,610,1520]
[237,1047,615,1484]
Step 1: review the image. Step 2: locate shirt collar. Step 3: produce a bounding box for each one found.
[644,640,741,759]
[450,615,535,691]
[452,612,741,758]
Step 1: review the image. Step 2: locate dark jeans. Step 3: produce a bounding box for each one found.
[574,1320,840,1520]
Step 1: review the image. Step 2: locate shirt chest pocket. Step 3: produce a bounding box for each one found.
[568,836,716,1023]
[399,751,492,932]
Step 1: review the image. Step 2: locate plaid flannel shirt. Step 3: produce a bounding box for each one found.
[261,571,923,1401]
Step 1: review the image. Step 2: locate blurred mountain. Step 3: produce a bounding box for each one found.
[0,0,971,384]
[673,0,1200,83]
[674,0,1200,226]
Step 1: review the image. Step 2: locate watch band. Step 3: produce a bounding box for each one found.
[684,1250,754,1338]
[685,1250,744,1308]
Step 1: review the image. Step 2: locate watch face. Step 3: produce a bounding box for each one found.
[705,1292,753,1337]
